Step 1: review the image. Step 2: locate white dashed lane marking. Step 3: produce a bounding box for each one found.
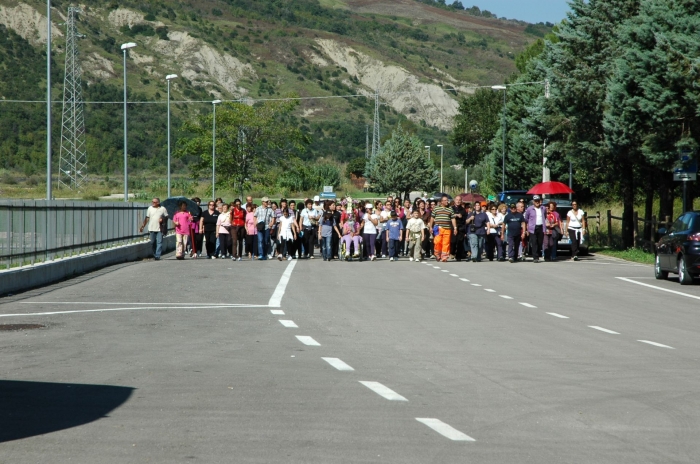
[279,320,298,328]
[459,278,470,282]
[484,289,496,293]
[296,335,321,346]
[270,309,285,315]
[519,303,537,308]
[589,326,620,335]
[638,340,675,349]
[322,357,355,371]
[433,266,441,269]
[416,418,476,442]
[471,284,482,287]
[441,270,450,273]
[449,274,459,277]
[546,312,569,319]
[359,381,408,401]
[499,295,513,299]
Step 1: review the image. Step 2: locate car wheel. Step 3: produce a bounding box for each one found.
[654,254,668,280]
[678,255,693,285]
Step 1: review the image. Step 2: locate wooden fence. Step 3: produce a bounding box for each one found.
[593,210,672,251]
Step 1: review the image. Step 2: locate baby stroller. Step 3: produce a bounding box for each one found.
[339,218,363,262]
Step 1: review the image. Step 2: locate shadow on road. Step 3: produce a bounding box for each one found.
[0,380,134,442]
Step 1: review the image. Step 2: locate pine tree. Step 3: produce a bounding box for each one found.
[367,124,438,199]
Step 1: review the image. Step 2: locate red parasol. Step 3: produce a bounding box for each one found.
[457,193,486,204]
[527,181,574,195]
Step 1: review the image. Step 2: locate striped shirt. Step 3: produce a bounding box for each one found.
[431,206,454,229]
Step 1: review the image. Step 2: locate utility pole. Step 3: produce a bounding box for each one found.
[365,125,369,159]
[46,0,52,199]
[58,7,87,190]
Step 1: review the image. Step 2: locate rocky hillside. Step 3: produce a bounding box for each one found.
[0,0,546,175]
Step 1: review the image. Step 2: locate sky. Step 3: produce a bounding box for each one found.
[464,0,572,24]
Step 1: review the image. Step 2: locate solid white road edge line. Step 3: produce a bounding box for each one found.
[19,302,248,306]
[546,312,569,319]
[321,357,355,371]
[589,326,620,334]
[270,309,285,315]
[279,320,298,328]
[0,305,268,318]
[616,277,700,301]
[415,418,475,442]
[359,381,408,401]
[638,340,675,349]
[268,259,298,307]
[296,335,320,346]
[519,303,537,308]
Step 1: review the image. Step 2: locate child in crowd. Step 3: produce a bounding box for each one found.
[405,209,426,262]
[385,211,404,261]
[172,201,192,260]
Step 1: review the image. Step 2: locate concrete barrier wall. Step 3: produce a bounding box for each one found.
[0,235,175,296]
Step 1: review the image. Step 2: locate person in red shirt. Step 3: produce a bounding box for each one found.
[229,199,246,261]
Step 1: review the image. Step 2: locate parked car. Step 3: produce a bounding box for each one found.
[655,211,700,284]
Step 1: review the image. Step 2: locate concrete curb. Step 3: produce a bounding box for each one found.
[0,236,175,296]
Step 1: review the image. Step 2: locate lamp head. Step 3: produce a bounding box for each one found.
[212,99,222,105]
[165,74,178,80]
[491,85,507,91]
[437,144,443,148]
[120,42,137,50]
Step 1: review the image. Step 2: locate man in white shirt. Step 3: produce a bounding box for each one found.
[299,199,320,258]
[139,198,168,260]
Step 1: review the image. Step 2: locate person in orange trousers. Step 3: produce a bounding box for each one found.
[429,195,457,262]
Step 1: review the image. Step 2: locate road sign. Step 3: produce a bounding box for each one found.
[323,186,333,193]
[674,172,697,181]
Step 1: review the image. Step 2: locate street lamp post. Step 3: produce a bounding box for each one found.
[425,145,431,160]
[212,99,222,201]
[165,74,178,198]
[491,85,507,193]
[437,144,444,193]
[46,0,52,200]
[121,42,137,202]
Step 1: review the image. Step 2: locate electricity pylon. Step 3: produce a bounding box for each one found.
[58,7,87,190]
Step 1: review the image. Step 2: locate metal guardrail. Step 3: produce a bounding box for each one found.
[0,200,153,270]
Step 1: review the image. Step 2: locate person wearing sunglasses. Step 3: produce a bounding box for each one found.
[139,198,168,260]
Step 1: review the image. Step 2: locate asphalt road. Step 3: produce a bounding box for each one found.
[1,252,699,463]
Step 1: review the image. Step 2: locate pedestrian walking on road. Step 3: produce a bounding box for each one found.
[485,204,505,261]
[430,195,457,263]
[503,202,526,263]
[386,210,404,261]
[199,200,220,259]
[565,201,587,261]
[361,203,379,261]
[216,203,232,259]
[544,201,562,261]
[406,209,426,262]
[172,201,192,260]
[318,210,341,261]
[139,198,168,260]
[299,199,320,259]
[255,197,274,260]
[277,208,297,261]
[190,197,203,258]
[230,199,245,261]
[524,195,547,263]
[466,201,488,262]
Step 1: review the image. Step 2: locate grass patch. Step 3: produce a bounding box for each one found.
[590,247,654,265]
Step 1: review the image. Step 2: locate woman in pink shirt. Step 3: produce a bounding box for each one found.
[216,203,232,258]
[172,201,192,260]
[245,204,257,260]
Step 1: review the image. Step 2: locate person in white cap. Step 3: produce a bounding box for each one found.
[524,195,547,263]
[361,203,379,261]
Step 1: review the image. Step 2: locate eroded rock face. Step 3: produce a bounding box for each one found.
[0,2,63,45]
[153,31,256,96]
[315,38,465,130]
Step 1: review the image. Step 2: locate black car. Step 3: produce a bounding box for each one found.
[655,211,700,284]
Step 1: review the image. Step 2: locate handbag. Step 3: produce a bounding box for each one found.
[256,222,265,232]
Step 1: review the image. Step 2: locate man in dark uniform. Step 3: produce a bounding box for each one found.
[451,195,467,261]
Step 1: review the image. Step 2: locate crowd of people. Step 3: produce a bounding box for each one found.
[142,194,588,263]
